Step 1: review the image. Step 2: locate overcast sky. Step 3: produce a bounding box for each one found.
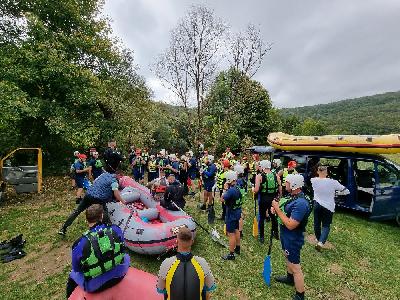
[103,0,400,108]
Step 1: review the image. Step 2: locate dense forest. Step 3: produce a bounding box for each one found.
[281,91,400,135]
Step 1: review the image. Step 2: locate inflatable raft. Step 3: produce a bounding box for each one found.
[107,176,196,255]
[69,267,162,300]
[268,132,400,154]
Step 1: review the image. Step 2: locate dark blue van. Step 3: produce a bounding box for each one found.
[272,150,400,225]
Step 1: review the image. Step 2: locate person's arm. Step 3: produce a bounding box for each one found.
[170,163,179,173]
[111,179,126,204]
[203,165,215,177]
[71,238,85,272]
[271,199,300,230]
[252,174,262,193]
[276,175,282,198]
[156,259,171,295]
[272,199,308,230]
[334,180,350,195]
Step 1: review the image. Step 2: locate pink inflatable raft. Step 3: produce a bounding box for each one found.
[106,176,196,255]
[69,267,162,300]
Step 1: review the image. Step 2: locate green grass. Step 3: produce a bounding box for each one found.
[1,176,400,300]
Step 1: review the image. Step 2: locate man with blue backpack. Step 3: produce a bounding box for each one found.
[66,204,130,298]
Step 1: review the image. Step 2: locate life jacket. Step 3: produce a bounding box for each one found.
[225,185,243,210]
[277,193,312,231]
[142,152,149,163]
[260,172,278,194]
[232,186,244,209]
[250,161,259,175]
[216,171,226,190]
[155,177,168,193]
[165,253,207,300]
[282,168,298,184]
[80,227,126,280]
[148,160,157,173]
[133,157,143,168]
[94,159,103,169]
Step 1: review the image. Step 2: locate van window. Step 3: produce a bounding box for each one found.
[377,163,400,187]
[354,160,375,188]
[280,155,307,173]
[319,158,348,184]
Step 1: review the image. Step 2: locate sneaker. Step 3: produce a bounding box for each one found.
[58,228,66,236]
[199,204,207,210]
[315,242,324,252]
[234,246,240,255]
[275,274,295,286]
[259,237,265,244]
[292,294,305,300]
[222,253,235,260]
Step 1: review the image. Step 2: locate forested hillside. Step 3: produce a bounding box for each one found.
[282,91,400,134]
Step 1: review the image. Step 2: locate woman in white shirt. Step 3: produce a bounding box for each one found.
[311,165,349,251]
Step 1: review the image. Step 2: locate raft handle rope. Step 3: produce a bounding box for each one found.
[122,204,151,256]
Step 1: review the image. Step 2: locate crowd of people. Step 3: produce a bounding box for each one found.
[63,140,349,300]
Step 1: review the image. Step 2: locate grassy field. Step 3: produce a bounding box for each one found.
[1,175,400,300]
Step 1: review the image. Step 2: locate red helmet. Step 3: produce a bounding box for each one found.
[288,160,297,168]
[222,159,231,168]
[78,154,87,159]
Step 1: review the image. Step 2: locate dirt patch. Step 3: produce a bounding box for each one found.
[10,242,71,284]
[306,234,335,250]
[358,258,370,270]
[328,263,343,275]
[339,287,359,300]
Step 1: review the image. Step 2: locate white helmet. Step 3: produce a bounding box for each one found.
[273,159,281,167]
[225,170,237,183]
[73,151,80,156]
[259,160,271,170]
[234,164,244,175]
[207,155,214,163]
[285,174,304,190]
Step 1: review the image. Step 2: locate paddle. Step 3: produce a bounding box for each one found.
[208,197,215,224]
[252,192,258,237]
[172,202,228,248]
[263,225,274,286]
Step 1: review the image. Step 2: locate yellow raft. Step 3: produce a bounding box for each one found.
[267,132,400,154]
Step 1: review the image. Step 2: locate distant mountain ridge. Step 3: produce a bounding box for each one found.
[281,91,400,135]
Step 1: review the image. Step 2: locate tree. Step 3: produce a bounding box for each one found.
[204,69,278,152]
[228,24,272,78]
[154,5,228,137]
[293,118,328,136]
[0,0,152,168]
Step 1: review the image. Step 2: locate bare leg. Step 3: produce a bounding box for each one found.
[76,188,83,199]
[228,232,236,252]
[235,229,240,246]
[289,262,305,293]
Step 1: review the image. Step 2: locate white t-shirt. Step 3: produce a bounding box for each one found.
[311,177,347,212]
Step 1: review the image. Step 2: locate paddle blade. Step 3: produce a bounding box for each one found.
[252,217,258,237]
[208,206,215,224]
[263,255,272,286]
